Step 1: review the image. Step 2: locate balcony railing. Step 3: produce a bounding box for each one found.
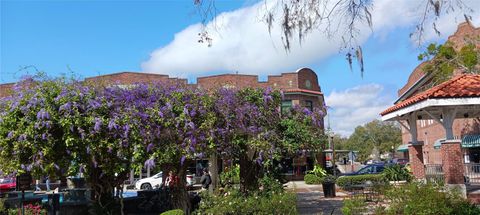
[425,164,444,184]
[464,163,480,184]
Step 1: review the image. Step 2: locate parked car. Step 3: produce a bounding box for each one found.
[392,158,409,166]
[342,164,388,176]
[0,177,16,194]
[135,172,195,190]
[365,160,385,165]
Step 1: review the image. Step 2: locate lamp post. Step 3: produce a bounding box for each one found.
[330,135,336,178]
[392,145,395,160]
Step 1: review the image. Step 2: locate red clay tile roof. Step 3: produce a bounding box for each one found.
[381,74,480,116]
[283,88,323,95]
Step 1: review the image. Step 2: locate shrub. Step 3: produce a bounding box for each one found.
[7,204,47,215]
[378,182,480,215]
[337,174,385,189]
[195,188,297,215]
[304,174,323,184]
[342,197,368,215]
[382,164,412,182]
[259,175,283,195]
[160,209,184,215]
[220,164,240,186]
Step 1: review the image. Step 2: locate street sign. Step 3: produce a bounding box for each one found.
[348,151,357,162]
[16,173,32,191]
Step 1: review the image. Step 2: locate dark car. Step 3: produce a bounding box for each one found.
[343,164,388,176]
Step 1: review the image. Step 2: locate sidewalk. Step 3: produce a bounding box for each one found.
[285,181,346,215]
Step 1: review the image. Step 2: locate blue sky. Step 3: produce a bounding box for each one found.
[2,0,479,135]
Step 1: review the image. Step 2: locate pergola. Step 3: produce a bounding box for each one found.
[381,74,480,187]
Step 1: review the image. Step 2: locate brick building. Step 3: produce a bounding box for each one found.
[392,22,480,165]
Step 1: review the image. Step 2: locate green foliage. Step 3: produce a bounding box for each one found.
[382,164,412,182]
[304,165,327,184]
[378,182,480,215]
[220,164,240,186]
[336,174,385,189]
[321,174,337,184]
[460,44,478,70]
[341,197,368,215]
[306,164,327,178]
[160,209,184,215]
[0,198,5,214]
[345,120,401,163]
[258,175,283,195]
[196,188,297,215]
[304,174,323,184]
[278,117,326,155]
[419,42,479,86]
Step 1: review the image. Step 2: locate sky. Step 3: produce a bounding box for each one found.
[2,0,480,136]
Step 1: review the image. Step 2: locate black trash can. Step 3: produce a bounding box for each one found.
[322,182,336,198]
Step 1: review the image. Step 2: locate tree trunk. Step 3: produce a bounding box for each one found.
[239,152,258,194]
[89,167,118,215]
[171,164,191,214]
[208,153,219,191]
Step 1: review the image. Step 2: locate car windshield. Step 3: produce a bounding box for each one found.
[357,166,374,174]
[0,178,14,184]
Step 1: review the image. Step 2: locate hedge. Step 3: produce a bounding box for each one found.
[304,174,323,184]
[160,209,184,215]
[336,174,385,189]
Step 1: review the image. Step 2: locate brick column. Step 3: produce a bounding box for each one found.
[441,140,464,184]
[408,143,425,179]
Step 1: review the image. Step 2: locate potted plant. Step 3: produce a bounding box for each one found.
[321,174,336,198]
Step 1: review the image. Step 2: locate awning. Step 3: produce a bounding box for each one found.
[462,135,480,148]
[434,139,445,149]
[397,144,408,152]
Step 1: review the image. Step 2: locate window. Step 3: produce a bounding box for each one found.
[281,100,292,115]
[375,166,384,173]
[357,166,374,174]
[305,100,313,111]
[305,80,312,89]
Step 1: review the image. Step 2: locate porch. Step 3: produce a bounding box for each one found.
[381,74,480,201]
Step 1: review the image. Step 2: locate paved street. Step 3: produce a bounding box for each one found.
[286,181,346,215]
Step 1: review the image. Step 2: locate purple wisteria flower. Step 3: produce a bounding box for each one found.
[7,131,14,139]
[59,102,72,112]
[146,143,154,152]
[108,119,118,131]
[144,158,155,169]
[94,118,102,132]
[17,134,26,142]
[36,109,50,120]
[180,156,186,166]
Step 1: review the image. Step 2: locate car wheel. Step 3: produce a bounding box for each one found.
[141,183,152,190]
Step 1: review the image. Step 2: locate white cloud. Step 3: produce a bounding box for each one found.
[325,84,394,136]
[140,0,479,135]
[141,0,480,78]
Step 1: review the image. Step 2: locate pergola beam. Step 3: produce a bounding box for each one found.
[423,109,443,125]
